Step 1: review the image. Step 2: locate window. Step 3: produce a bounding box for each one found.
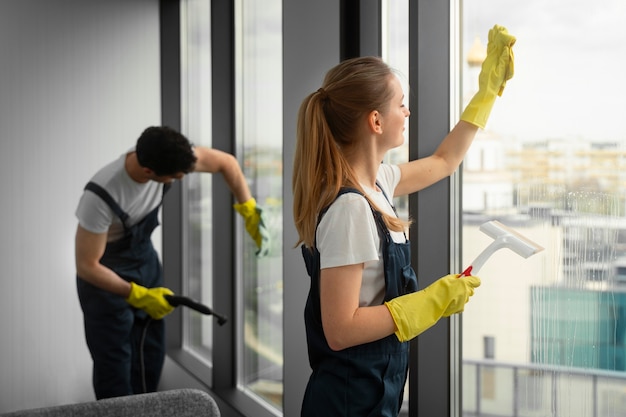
[381,0,410,414]
[181,0,214,369]
[177,1,284,414]
[234,0,284,412]
[461,1,626,416]
[382,0,409,221]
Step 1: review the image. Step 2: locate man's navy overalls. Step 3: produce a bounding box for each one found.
[77,181,169,399]
[301,187,418,417]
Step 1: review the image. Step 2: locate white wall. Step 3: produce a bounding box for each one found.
[0,0,160,412]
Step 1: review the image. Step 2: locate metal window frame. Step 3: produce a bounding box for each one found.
[407,1,457,416]
[161,1,458,416]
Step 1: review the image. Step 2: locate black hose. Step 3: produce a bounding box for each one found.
[139,295,228,393]
[139,318,150,394]
[164,295,228,325]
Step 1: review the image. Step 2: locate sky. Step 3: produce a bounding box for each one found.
[463,0,626,142]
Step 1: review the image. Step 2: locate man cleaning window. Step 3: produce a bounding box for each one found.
[74,126,269,399]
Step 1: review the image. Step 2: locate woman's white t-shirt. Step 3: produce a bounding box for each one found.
[316,163,406,307]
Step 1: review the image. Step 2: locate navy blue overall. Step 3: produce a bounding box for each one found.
[301,187,419,417]
[77,181,170,400]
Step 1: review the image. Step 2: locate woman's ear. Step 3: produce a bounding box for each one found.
[367,110,383,134]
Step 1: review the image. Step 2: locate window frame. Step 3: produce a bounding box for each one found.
[161,1,460,416]
[407,1,460,416]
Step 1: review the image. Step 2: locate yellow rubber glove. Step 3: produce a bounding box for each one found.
[461,24,516,129]
[384,274,481,342]
[126,282,175,320]
[233,198,270,257]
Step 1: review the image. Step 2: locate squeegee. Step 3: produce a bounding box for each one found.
[460,220,544,277]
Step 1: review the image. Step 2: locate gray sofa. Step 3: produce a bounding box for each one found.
[0,389,220,417]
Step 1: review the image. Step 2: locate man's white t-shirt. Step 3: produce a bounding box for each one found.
[316,163,406,307]
[75,149,164,242]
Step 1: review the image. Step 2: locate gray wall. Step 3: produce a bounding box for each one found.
[282,1,340,416]
[0,0,161,412]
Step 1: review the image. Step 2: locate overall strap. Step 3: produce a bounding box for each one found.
[319,181,393,221]
[84,182,129,226]
[315,186,390,249]
[84,181,171,227]
[317,187,364,225]
[317,185,395,230]
[376,180,399,217]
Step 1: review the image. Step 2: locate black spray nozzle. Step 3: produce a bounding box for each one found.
[164,295,228,326]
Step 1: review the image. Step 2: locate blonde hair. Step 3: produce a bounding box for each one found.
[293,56,410,249]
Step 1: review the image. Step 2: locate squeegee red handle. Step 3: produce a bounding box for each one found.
[460,266,473,277]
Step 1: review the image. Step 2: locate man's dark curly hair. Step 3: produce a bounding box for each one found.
[135,126,197,176]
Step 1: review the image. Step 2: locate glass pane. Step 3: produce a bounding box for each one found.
[479,365,514,415]
[381,0,409,415]
[598,377,626,415]
[235,0,284,412]
[181,0,214,362]
[517,369,554,417]
[461,1,626,416]
[382,0,409,222]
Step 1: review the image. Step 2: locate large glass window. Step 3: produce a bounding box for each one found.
[461,1,626,416]
[381,0,410,414]
[234,0,283,412]
[382,0,409,221]
[181,0,214,366]
[178,1,284,414]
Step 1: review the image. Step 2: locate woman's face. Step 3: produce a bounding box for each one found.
[380,76,410,150]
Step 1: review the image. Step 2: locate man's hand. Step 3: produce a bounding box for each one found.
[126,282,175,319]
[234,198,270,257]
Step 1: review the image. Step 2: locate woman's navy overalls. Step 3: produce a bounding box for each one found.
[301,187,418,417]
[76,181,169,399]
